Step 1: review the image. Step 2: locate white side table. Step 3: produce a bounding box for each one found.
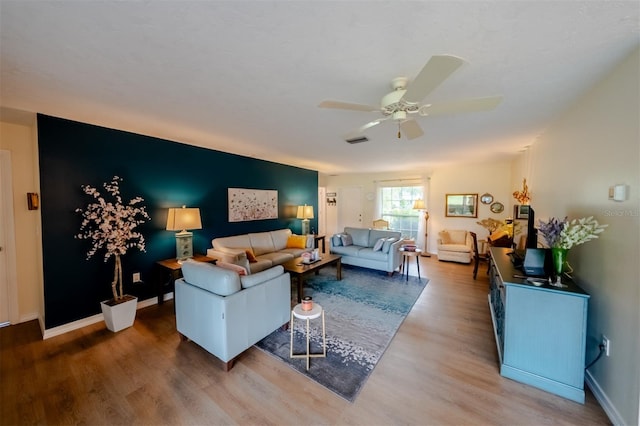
[290,303,326,370]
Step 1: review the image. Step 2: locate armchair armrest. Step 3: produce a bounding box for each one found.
[206,247,250,272]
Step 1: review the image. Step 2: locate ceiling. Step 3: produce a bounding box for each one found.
[1,1,638,175]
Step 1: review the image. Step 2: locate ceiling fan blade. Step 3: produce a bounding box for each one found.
[318,100,380,112]
[400,119,424,140]
[420,95,503,116]
[402,55,465,104]
[354,117,389,133]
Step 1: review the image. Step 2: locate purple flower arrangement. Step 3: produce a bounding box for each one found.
[538,216,607,250]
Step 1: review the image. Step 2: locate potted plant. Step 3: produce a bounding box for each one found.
[75,176,151,331]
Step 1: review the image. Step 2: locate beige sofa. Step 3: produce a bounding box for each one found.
[207,229,313,274]
[437,229,474,263]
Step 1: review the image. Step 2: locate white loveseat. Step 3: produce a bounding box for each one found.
[207,229,313,274]
[175,260,291,370]
[437,229,474,263]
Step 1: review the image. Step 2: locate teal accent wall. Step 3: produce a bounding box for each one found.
[38,114,318,329]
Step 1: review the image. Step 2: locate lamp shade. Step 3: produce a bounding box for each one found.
[412,199,426,210]
[166,207,202,232]
[296,204,314,220]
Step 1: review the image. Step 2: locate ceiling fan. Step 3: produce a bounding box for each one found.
[318,55,503,141]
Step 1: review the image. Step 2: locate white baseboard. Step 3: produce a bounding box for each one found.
[585,369,624,425]
[42,295,167,340]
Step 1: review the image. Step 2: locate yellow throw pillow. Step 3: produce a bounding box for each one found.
[286,235,307,249]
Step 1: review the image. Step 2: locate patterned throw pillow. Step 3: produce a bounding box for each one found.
[373,238,385,251]
[341,233,353,246]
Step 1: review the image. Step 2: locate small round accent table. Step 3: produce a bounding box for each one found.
[290,303,326,370]
[400,248,422,281]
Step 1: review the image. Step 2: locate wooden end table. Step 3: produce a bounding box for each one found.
[312,234,326,253]
[282,253,341,302]
[154,254,217,304]
[400,248,422,281]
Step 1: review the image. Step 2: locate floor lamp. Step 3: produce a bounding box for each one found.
[412,199,431,257]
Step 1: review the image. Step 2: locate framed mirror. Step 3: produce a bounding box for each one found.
[445,194,478,218]
[480,192,493,204]
[490,201,504,213]
[480,193,493,204]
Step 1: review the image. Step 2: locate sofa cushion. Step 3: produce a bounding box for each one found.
[330,244,363,257]
[212,234,252,250]
[372,238,385,251]
[181,261,241,296]
[448,230,468,245]
[358,247,389,261]
[240,265,285,289]
[249,232,276,256]
[331,234,343,246]
[258,251,294,265]
[215,261,248,275]
[341,234,353,246]
[438,243,472,253]
[345,227,370,247]
[382,237,398,253]
[286,235,307,249]
[270,229,292,251]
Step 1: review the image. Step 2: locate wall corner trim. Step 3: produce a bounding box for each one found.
[585,369,624,425]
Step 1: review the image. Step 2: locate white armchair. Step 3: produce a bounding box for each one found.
[437,230,474,263]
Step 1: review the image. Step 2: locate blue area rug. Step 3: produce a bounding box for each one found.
[255,265,428,402]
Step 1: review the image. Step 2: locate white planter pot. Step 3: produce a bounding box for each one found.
[100,295,138,332]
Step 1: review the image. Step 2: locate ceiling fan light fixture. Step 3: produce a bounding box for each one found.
[392,111,407,121]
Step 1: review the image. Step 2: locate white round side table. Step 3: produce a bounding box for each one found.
[289,303,326,370]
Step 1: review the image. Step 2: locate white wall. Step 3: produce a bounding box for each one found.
[429,160,513,251]
[513,46,639,426]
[0,118,44,327]
[322,160,514,255]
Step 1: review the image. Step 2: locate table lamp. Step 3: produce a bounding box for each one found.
[412,199,431,257]
[296,204,314,235]
[166,206,202,261]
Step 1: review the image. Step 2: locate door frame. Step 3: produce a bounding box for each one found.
[0,150,19,326]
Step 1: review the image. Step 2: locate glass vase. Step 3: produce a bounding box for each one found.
[550,247,568,288]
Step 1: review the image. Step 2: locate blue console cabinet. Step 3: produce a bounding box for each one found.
[488,248,589,403]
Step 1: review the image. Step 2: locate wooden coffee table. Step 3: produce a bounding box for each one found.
[282,254,342,302]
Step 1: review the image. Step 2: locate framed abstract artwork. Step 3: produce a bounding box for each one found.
[228,188,278,222]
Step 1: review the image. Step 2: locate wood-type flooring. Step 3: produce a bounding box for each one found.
[0,256,611,425]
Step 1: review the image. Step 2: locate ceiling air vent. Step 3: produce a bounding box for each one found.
[345,136,369,144]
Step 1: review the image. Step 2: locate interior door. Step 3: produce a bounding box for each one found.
[338,186,363,230]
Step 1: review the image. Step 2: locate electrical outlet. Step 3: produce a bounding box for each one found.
[602,335,610,357]
[133,272,141,283]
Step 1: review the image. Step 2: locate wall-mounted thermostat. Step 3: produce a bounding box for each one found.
[608,184,628,202]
